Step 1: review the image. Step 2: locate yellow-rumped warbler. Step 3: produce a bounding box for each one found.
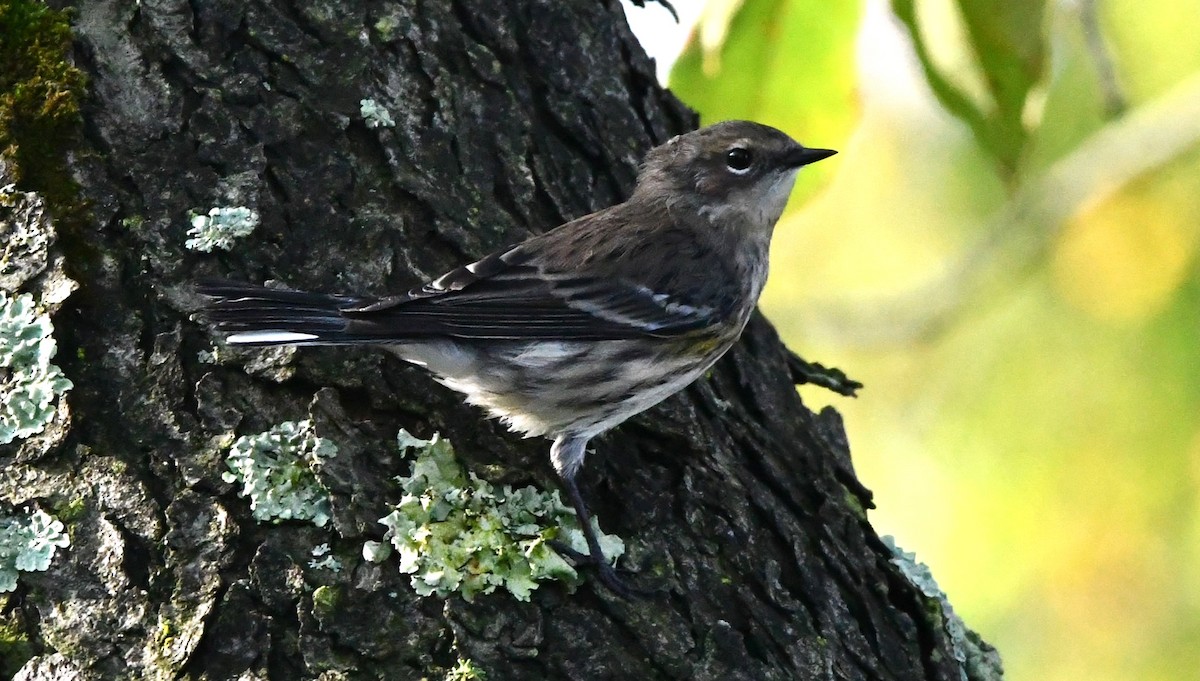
[197,120,835,597]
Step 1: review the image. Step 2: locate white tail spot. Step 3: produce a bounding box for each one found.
[227,331,320,344]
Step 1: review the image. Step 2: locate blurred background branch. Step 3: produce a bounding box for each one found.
[811,70,1200,346]
[1079,0,1128,118]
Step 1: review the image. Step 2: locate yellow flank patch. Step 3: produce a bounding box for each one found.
[681,335,724,356]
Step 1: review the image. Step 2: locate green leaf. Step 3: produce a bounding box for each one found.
[958,0,1047,167]
[891,0,1047,178]
[669,0,862,201]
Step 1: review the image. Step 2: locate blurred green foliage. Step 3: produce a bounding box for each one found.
[893,0,1047,177]
[670,0,862,200]
[669,1,1200,681]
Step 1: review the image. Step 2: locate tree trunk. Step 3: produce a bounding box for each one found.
[1,0,1002,678]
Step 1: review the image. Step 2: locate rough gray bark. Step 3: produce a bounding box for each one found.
[1,0,1001,678]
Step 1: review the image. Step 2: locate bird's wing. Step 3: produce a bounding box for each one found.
[341,244,725,341]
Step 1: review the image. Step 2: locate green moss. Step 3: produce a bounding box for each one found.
[51,495,86,523]
[842,486,867,521]
[0,0,86,219]
[0,618,34,678]
[311,584,340,619]
[373,15,400,41]
[155,618,175,654]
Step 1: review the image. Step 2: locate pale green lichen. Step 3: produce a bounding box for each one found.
[185,206,259,252]
[0,291,71,445]
[445,657,487,681]
[308,543,342,572]
[363,430,624,602]
[222,420,337,527]
[884,536,1004,681]
[373,15,400,41]
[0,509,69,592]
[359,98,395,128]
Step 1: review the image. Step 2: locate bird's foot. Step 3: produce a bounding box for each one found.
[593,560,659,600]
[549,540,656,599]
[548,539,590,563]
[785,350,863,396]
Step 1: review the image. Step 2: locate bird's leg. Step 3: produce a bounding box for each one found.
[549,435,646,599]
[560,473,647,599]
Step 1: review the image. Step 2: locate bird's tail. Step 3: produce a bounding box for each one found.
[195,279,378,346]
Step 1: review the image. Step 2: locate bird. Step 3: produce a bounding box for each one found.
[196,120,836,597]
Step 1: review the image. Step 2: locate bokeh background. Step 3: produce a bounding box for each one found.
[622,1,1200,680]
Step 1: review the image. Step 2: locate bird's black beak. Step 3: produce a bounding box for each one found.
[786,146,837,168]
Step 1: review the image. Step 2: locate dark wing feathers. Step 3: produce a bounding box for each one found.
[198,244,720,344]
[342,261,719,340]
[349,246,523,311]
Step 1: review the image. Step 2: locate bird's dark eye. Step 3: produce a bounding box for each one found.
[725,147,753,172]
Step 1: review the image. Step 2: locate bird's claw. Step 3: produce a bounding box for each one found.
[593,561,657,600]
[548,539,590,563]
[549,540,656,599]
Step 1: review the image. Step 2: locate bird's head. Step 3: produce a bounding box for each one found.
[634,120,836,234]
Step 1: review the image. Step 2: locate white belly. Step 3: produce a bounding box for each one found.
[392,339,725,439]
